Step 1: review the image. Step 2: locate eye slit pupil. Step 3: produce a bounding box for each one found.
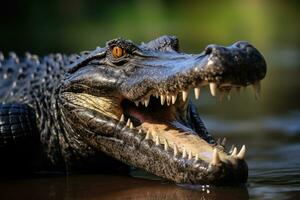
[112,46,124,58]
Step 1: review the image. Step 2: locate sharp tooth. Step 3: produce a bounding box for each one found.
[231,147,238,157]
[166,95,171,106]
[129,122,133,129]
[237,145,246,159]
[188,150,192,160]
[138,129,142,134]
[160,95,165,105]
[211,148,221,165]
[171,94,177,104]
[173,144,178,156]
[229,145,235,154]
[120,114,125,122]
[182,91,188,102]
[126,118,131,126]
[194,87,200,99]
[182,148,187,158]
[252,81,261,93]
[135,101,139,107]
[209,83,217,96]
[164,139,169,151]
[252,81,261,100]
[155,135,160,145]
[195,154,199,161]
[144,98,149,107]
[221,138,227,146]
[145,130,151,140]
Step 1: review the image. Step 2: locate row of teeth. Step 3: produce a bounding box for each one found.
[119,115,246,165]
[134,81,261,107]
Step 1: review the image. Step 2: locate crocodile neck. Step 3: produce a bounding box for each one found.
[0,52,89,168]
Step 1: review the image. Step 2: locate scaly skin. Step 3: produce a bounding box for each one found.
[0,36,266,185]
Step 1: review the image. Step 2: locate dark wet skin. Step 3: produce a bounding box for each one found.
[0,35,266,185]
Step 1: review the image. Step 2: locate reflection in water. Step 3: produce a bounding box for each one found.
[248,142,300,200]
[0,175,249,200]
[205,113,300,135]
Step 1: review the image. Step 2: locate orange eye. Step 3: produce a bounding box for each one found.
[112,46,125,58]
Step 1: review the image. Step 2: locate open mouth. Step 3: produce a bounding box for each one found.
[120,81,256,167]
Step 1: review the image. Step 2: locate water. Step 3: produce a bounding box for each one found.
[0,133,299,200]
[0,68,299,199]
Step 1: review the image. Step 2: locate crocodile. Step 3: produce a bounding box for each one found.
[0,36,266,185]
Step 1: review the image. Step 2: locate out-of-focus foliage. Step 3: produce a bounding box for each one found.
[0,0,299,54]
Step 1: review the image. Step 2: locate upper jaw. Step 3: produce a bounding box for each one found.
[120,41,266,103]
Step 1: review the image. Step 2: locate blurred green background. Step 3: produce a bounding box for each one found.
[1,0,299,120]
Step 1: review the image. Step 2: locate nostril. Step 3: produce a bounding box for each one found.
[204,46,213,55]
[235,41,251,49]
[204,45,223,55]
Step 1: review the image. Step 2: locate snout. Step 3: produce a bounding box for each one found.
[203,41,267,85]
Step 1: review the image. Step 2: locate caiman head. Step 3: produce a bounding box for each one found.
[59,36,266,185]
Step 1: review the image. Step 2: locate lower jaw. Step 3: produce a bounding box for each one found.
[139,122,216,163]
[133,139,248,185]
[94,117,248,185]
[122,106,232,167]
